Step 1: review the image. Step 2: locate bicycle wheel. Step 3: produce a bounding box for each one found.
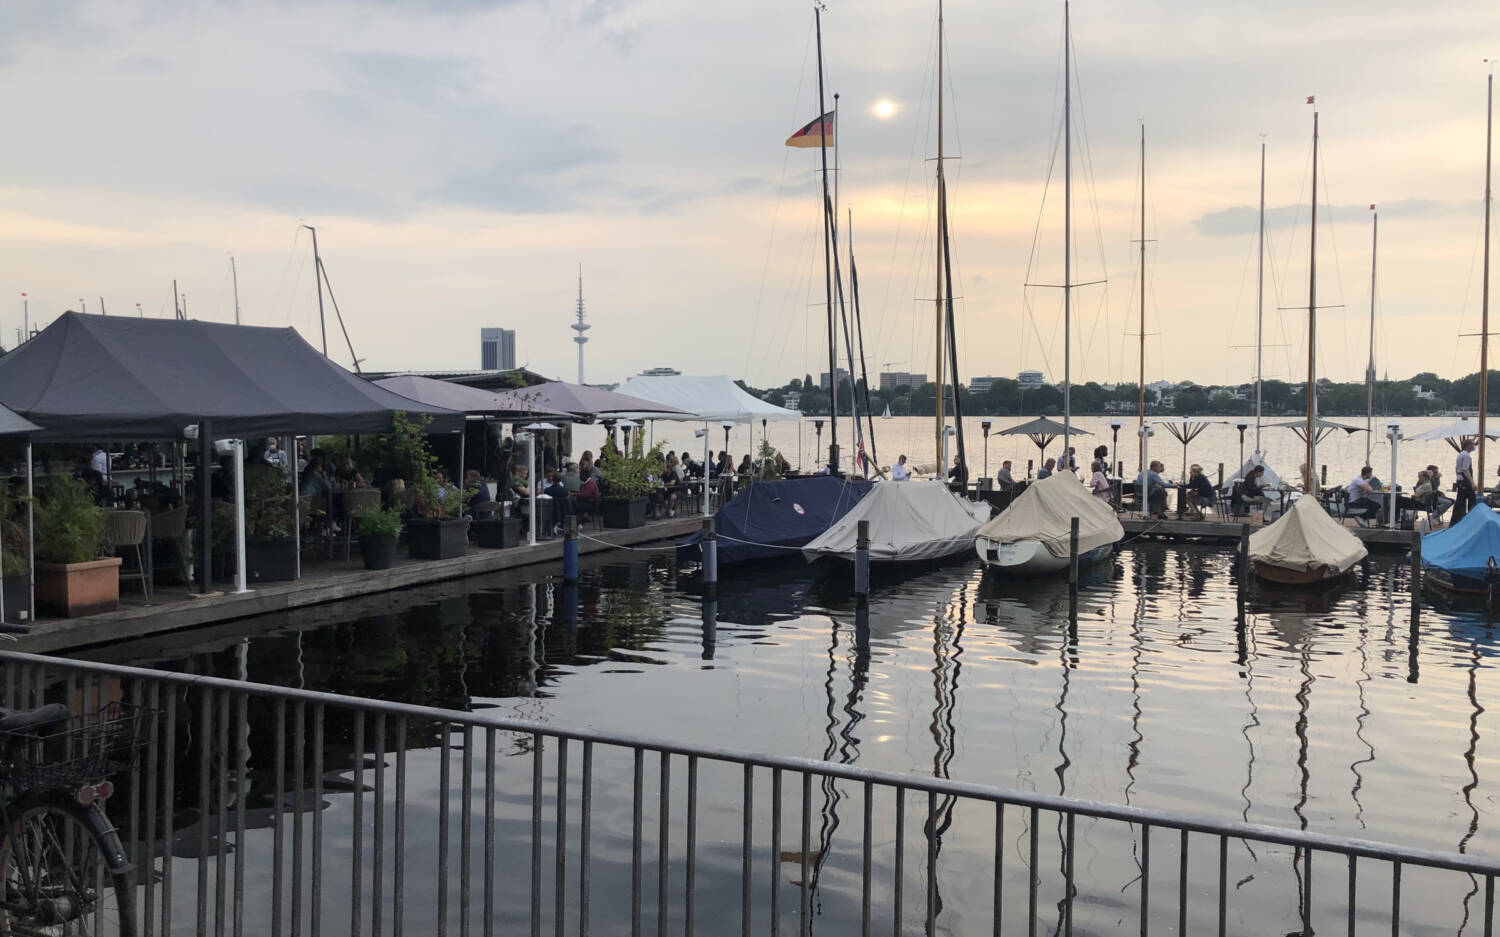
[0,796,136,936]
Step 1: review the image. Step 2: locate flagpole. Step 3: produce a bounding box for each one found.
[814,5,839,474]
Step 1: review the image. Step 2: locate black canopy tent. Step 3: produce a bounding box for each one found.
[0,313,462,594]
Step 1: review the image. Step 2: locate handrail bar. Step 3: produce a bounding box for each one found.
[4,647,1496,877]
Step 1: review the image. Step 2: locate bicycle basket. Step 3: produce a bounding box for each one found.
[0,702,154,792]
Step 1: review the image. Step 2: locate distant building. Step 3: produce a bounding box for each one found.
[480,328,516,371]
[968,375,1004,394]
[783,391,801,410]
[820,368,852,390]
[1018,370,1046,389]
[1414,384,1436,400]
[639,367,681,376]
[879,371,926,391]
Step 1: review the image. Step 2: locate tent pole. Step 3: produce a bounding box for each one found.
[526,433,537,547]
[233,440,249,593]
[25,442,33,623]
[703,422,711,517]
[197,420,213,594]
[459,424,467,487]
[292,436,301,580]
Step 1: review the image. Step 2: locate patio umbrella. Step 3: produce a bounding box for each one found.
[1263,417,1368,446]
[491,381,686,421]
[1406,418,1500,451]
[1151,417,1225,480]
[998,417,1091,464]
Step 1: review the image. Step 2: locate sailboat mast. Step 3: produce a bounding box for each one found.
[934,0,946,472]
[1366,207,1377,464]
[302,224,329,357]
[1137,123,1146,475]
[814,6,839,473]
[1480,68,1493,498]
[1306,107,1319,496]
[1062,0,1073,464]
[1256,141,1266,454]
[230,254,241,326]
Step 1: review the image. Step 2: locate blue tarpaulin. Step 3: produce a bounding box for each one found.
[1421,506,1500,580]
[678,476,873,565]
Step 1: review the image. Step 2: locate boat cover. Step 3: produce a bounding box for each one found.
[676,476,872,565]
[973,473,1123,558]
[1247,496,1367,573]
[1421,504,1500,580]
[801,480,991,562]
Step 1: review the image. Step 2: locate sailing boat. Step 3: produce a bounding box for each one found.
[974,1,1122,574]
[1422,66,1496,596]
[881,402,893,420]
[803,0,989,565]
[1249,100,1367,586]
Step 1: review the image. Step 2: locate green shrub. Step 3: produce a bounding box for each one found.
[600,435,663,500]
[355,503,404,538]
[0,482,28,574]
[36,475,105,565]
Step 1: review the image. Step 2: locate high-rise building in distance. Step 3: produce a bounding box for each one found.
[480,328,516,370]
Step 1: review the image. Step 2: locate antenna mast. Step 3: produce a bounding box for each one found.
[572,263,591,384]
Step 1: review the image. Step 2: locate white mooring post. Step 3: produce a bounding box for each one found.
[1387,423,1402,531]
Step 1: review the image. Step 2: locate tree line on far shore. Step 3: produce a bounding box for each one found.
[742,371,1500,418]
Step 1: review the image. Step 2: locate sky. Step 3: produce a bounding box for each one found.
[3,0,1499,391]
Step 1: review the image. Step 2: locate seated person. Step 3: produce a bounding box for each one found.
[1344,466,1381,524]
[299,455,333,500]
[1186,464,1216,516]
[1415,470,1453,521]
[1088,460,1112,502]
[1142,461,1169,518]
[659,457,683,518]
[1238,465,1271,519]
[465,470,489,508]
[561,462,583,493]
[737,454,754,477]
[506,465,530,502]
[575,476,600,516]
[335,458,367,488]
[542,471,573,534]
[1037,458,1056,480]
[891,454,911,481]
[947,457,969,490]
[995,460,1015,491]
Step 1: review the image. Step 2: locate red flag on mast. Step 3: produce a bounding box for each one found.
[786,111,835,148]
[1306,95,1315,104]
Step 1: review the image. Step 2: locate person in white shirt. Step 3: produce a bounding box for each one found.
[1344,466,1380,525]
[88,446,109,478]
[891,454,911,481]
[264,436,288,470]
[1454,438,1476,523]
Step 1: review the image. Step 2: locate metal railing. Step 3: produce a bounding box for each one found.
[0,648,1496,936]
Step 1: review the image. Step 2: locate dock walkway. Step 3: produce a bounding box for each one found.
[13,516,700,654]
[1121,515,1418,548]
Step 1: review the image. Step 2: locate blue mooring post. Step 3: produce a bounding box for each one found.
[854,519,871,601]
[701,518,718,597]
[562,516,579,582]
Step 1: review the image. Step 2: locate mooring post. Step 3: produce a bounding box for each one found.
[1410,529,1423,627]
[1068,517,1080,591]
[562,516,579,582]
[1027,458,1034,479]
[1320,464,1328,487]
[1217,462,1224,488]
[701,517,718,598]
[1238,523,1251,590]
[854,519,870,600]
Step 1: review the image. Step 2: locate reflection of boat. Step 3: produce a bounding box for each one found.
[1421,505,1500,596]
[802,480,989,564]
[1248,497,1366,586]
[974,474,1122,575]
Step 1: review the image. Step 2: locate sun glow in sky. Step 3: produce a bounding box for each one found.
[872,98,897,120]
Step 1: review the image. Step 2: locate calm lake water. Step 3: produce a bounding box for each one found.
[74,543,1500,933]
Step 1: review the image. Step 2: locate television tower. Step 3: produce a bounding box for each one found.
[571,263,590,383]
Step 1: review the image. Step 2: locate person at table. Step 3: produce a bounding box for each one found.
[1037,458,1055,480]
[335,458,367,489]
[1238,464,1271,521]
[299,455,333,499]
[659,456,683,518]
[561,461,582,494]
[542,471,573,535]
[737,454,754,477]
[1093,443,1109,469]
[1088,460,1112,502]
[1344,466,1382,525]
[464,469,488,508]
[996,460,1015,492]
[1061,447,1078,473]
[263,437,288,471]
[947,456,969,490]
[575,474,600,518]
[1454,438,1477,523]
[1415,470,1453,522]
[1141,460,1170,518]
[891,454,911,481]
[1186,464,1216,516]
[505,464,530,502]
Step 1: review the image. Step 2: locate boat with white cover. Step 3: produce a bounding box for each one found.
[974,474,1123,575]
[1247,496,1366,585]
[802,479,991,564]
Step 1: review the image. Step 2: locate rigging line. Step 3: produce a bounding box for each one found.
[212,262,231,322]
[316,259,361,372]
[268,226,304,328]
[1315,140,1352,382]
[744,19,815,380]
[1452,197,1491,377]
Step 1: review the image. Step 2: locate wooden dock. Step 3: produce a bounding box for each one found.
[1121,516,1417,549]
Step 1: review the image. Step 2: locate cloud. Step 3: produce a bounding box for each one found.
[429,130,616,213]
[1193,198,1459,236]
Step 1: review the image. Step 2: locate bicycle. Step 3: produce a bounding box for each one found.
[0,700,148,936]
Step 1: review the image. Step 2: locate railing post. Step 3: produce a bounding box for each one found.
[854,519,870,600]
[701,518,717,598]
[563,516,579,582]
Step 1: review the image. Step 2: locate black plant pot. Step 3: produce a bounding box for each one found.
[360,534,398,570]
[2,574,30,626]
[600,496,648,529]
[407,518,469,560]
[246,538,297,583]
[474,517,522,549]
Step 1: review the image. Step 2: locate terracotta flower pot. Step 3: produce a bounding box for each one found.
[35,557,123,619]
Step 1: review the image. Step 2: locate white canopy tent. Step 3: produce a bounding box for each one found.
[613,374,801,424]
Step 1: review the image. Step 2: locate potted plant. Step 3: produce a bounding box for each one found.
[599,437,659,529]
[355,503,403,570]
[34,475,118,618]
[398,414,475,560]
[241,464,298,582]
[472,502,522,549]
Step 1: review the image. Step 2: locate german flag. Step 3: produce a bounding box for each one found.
[786,111,835,148]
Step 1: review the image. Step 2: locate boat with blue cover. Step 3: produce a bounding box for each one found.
[676,476,872,566]
[1421,506,1500,596]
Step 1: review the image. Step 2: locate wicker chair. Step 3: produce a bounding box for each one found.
[105,510,150,596]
